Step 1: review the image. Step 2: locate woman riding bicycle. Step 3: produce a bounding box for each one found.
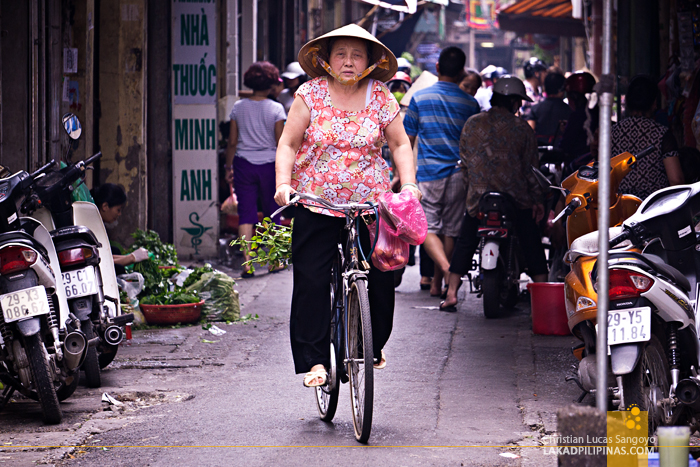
[274,24,421,388]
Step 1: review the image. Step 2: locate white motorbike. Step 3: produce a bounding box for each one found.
[597,181,700,435]
[0,162,88,423]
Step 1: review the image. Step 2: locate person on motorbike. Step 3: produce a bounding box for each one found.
[521,57,546,119]
[559,71,598,168]
[527,72,571,146]
[440,76,548,312]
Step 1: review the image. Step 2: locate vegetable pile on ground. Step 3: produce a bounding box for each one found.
[117,232,240,325]
[140,290,201,306]
[183,264,239,322]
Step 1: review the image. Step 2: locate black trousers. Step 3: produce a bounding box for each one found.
[290,207,395,374]
[449,208,548,277]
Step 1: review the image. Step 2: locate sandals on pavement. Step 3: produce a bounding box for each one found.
[374,350,387,370]
[303,368,327,387]
[439,301,458,313]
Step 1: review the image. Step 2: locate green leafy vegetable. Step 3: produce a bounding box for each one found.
[132,259,166,298]
[183,263,214,288]
[140,290,201,305]
[231,218,292,272]
[130,229,178,266]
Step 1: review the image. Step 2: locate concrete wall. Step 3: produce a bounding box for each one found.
[147,0,172,242]
[98,0,147,248]
[0,2,31,172]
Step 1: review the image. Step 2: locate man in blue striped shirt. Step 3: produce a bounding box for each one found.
[403,47,480,296]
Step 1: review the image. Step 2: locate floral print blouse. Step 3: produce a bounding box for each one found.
[291,77,399,217]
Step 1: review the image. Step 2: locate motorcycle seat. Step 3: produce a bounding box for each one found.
[643,254,691,292]
[566,227,631,263]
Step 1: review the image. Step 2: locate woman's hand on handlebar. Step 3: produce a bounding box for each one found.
[274,183,297,207]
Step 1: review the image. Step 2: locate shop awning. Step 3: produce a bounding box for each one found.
[356,0,418,14]
[497,0,586,37]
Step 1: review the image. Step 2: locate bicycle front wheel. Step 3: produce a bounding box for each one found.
[315,341,340,421]
[346,279,373,443]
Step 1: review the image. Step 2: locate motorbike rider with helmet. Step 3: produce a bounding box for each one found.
[475,66,507,111]
[386,71,412,104]
[521,57,547,119]
[396,56,412,75]
[439,76,548,311]
[559,71,599,168]
[277,62,307,114]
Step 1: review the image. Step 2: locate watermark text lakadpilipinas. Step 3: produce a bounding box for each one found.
[543,406,654,466]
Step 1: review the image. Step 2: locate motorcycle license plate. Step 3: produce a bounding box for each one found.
[62,266,97,299]
[606,307,651,345]
[0,286,50,323]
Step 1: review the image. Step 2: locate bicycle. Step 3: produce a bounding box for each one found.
[273,192,380,443]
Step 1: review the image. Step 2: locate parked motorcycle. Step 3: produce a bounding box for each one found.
[0,162,88,423]
[31,115,130,383]
[597,181,700,434]
[535,149,651,399]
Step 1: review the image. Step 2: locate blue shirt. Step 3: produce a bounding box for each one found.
[403,82,480,182]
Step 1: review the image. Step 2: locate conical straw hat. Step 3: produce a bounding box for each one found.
[298,24,397,83]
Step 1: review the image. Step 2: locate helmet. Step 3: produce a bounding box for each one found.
[523,57,546,79]
[396,57,412,73]
[480,65,497,79]
[281,62,306,80]
[492,76,533,102]
[566,71,596,94]
[387,71,412,86]
[493,67,509,80]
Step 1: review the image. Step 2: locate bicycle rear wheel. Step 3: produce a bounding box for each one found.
[346,279,373,443]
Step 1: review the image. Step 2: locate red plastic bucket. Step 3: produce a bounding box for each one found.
[527,283,570,336]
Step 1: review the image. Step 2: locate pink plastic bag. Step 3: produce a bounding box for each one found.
[368,217,410,272]
[377,191,427,245]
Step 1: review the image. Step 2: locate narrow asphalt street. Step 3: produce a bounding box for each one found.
[0,262,583,466]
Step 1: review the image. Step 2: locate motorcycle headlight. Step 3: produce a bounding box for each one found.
[576,296,596,311]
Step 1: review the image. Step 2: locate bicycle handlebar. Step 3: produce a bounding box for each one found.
[292,192,376,211]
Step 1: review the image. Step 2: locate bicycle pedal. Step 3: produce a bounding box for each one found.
[361,260,370,270]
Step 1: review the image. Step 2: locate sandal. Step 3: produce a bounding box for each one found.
[373,350,387,370]
[303,368,327,387]
[439,301,458,313]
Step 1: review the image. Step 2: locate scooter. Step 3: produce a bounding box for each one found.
[599,181,700,434]
[531,149,650,397]
[31,115,130,379]
[0,162,88,423]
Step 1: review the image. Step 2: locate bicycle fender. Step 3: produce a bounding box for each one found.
[481,241,500,270]
[16,317,41,337]
[610,343,642,375]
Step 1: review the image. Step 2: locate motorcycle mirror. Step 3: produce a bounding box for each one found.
[62,113,82,140]
[531,166,551,188]
[530,166,569,195]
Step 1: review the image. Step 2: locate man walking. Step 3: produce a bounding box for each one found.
[403,47,480,296]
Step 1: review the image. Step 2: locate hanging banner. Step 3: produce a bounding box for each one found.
[466,0,499,30]
[172,0,217,105]
[172,0,218,258]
